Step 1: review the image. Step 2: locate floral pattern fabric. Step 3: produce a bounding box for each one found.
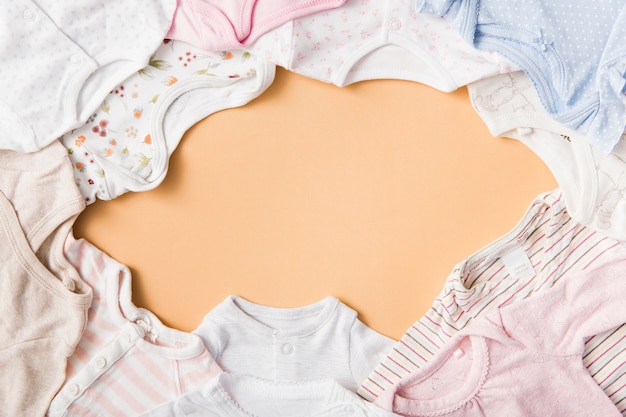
[60,40,275,204]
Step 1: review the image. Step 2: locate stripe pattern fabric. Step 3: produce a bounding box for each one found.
[359,189,626,414]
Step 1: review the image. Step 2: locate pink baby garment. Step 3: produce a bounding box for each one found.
[374,255,626,416]
[60,40,275,204]
[0,142,92,416]
[47,235,223,416]
[166,0,347,51]
[0,0,175,153]
[250,0,517,90]
[469,70,626,242]
[360,190,626,413]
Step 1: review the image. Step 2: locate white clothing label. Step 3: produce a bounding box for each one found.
[453,348,464,359]
[501,246,535,280]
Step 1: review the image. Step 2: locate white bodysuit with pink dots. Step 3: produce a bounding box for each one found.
[250,0,517,90]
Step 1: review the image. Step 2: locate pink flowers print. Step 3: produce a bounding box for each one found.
[179,51,198,67]
[92,119,109,137]
[111,85,125,98]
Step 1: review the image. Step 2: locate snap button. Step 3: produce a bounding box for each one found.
[67,384,79,396]
[345,406,355,415]
[23,9,35,21]
[389,18,402,31]
[63,278,76,292]
[70,54,82,66]
[94,357,107,370]
[281,343,294,355]
[466,400,474,408]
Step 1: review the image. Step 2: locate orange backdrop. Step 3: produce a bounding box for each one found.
[73,67,557,340]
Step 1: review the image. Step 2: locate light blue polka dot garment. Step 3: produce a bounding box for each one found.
[415,0,626,155]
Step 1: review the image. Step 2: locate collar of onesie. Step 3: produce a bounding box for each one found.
[383,336,490,415]
[0,141,91,307]
[439,190,569,312]
[219,295,341,338]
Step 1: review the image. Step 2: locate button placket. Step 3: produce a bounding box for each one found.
[94,356,107,370]
[67,384,79,396]
[389,18,402,32]
[281,343,294,355]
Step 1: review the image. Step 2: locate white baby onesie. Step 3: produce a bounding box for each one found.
[60,40,275,204]
[140,373,401,417]
[0,0,175,153]
[360,190,626,413]
[249,0,516,90]
[194,295,395,393]
[468,70,626,242]
[48,235,223,417]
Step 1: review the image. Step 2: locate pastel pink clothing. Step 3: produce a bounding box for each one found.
[166,0,347,51]
[48,236,222,416]
[250,0,517,90]
[374,255,626,416]
[360,190,626,413]
[0,142,92,416]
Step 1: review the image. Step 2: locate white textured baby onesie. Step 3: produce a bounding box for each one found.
[140,373,401,417]
[0,142,92,417]
[60,40,275,204]
[360,190,626,413]
[0,0,175,153]
[250,0,516,90]
[469,70,626,242]
[194,295,395,392]
[48,235,223,417]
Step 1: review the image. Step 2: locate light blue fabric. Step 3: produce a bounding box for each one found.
[416,0,626,155]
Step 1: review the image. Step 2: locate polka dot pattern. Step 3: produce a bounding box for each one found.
[0,0,175,153]
[417,0,626,155]
[250,0,517,90]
